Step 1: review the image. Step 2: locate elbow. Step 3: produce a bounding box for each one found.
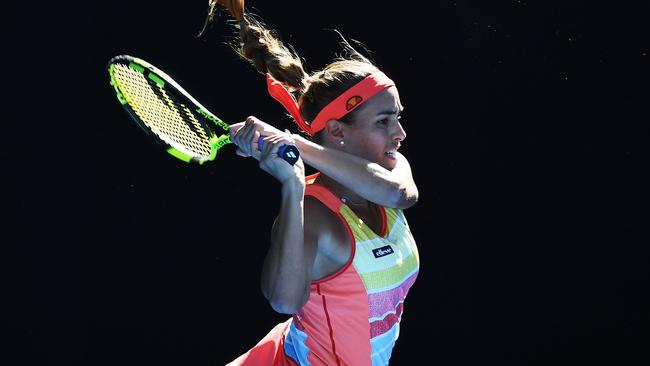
[263,286,309,315]
[391,186,419,209]
[261,271,310,315]
[268,295,307,315]
[269,300,301,315]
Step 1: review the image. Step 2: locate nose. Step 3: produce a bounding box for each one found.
[392,121,406,142]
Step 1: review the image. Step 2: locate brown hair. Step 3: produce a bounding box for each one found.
[199,0,381,138]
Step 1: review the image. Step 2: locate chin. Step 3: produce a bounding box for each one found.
[380,155,398,170]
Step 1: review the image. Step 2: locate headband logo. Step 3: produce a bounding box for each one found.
[345,96,363,111]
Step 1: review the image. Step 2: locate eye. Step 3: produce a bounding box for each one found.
[377,118,390,127]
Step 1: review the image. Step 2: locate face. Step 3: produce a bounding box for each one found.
[341,86,406,170]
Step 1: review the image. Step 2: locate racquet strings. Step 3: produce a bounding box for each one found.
[111,63,214,159]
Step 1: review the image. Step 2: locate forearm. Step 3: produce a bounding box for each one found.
[293,135,419,208]
[260,181,310,314]
[230,118,418,207]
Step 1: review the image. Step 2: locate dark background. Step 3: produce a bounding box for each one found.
[6,0,649,365]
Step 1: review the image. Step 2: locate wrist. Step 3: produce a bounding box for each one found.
[292,134,322,161]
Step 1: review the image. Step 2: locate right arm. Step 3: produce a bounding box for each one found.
[260,180,315,314]
[262,192,348,314]
[231,119,315,314]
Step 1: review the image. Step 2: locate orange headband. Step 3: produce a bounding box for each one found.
[266,71,395,135]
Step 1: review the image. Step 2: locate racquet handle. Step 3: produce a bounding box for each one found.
[258,136,300,165]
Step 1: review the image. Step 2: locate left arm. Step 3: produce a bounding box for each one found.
[292,134,418,209]
[230,117,419,209]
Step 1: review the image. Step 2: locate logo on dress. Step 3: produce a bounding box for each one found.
[345,96,363,111]
[372,245,394,258]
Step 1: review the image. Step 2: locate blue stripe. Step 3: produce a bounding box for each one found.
[284,320,311,366]
[370,322,400,366]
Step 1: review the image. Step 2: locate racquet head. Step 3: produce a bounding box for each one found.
[107,55,233,165]
[107,55,299,165]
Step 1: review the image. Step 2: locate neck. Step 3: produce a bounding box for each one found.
[315,174,369,207]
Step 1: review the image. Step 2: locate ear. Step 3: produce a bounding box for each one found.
[324,119,345,139]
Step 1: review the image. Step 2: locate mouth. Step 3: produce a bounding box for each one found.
[384,144,400,158]
[384,148,398,158]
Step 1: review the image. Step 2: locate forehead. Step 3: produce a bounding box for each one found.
[354,86,402,116]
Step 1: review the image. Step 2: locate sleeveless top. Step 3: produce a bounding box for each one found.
[281,173,420,366]
[227,173,419,366]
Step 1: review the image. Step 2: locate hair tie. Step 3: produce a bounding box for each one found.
[266,71,395,135]
[266,73,313,134]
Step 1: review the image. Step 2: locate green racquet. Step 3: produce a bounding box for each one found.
[107,55,299,165]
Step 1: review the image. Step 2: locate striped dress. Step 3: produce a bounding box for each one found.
[228,173,419,366]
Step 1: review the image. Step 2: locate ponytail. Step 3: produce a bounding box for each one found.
[199,0,309,91]
[199,0,383,137]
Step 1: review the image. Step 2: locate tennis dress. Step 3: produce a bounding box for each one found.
[227,173,419,366]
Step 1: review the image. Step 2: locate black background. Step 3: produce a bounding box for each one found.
[6,1,649,365]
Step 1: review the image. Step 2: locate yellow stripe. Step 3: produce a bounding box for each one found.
[359,252,419,291]
[385,208,398,236]
[340,206,403,241]
[355,233,417,262]
[340,206,375,241]
[339,205,420,290]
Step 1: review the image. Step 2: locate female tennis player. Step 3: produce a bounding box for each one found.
[203,1,420,365]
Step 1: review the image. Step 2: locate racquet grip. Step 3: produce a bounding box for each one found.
[258,136,300,165]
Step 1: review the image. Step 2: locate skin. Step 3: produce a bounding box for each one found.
[229,86,417,314]
[329,86,407,171]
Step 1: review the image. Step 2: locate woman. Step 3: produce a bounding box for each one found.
[203,1,420,365]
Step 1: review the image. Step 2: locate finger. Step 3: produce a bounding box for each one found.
[259,135,274,158]
[237,119,256,149]
[272,134,295,146]
[261,134,294,155]
[253,130,261,152]
[231,121,248,146]
[264,136,284,159]
[228,121,245,136]
[258,135,282,163]
[266,135,295,156]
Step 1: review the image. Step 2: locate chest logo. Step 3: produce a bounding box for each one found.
[372,245,394,258]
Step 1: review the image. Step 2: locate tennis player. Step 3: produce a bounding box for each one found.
[206,2,420,364]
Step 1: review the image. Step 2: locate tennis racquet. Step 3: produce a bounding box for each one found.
[107,55,299,165]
